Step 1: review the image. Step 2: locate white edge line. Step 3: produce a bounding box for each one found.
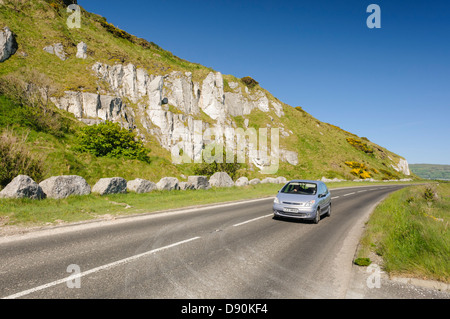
[3,236,201,299]
[233,214,273,227]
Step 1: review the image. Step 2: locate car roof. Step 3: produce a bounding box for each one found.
[287,180,321,184]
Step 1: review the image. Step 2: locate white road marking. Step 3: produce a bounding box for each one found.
[233,214,273,227]
[331,196,340,199]
[3,236,201,299]
[357,190,367,193]
[343,192,356,196]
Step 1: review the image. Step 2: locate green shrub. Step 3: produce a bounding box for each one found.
[354,258,372,267]
[241,76,259,89]
[73,121,150,163]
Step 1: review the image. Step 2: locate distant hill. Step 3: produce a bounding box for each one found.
[409,164,450,180]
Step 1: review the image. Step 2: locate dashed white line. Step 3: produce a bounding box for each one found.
[3,236,201,299]
[331,196,340,200]
[357,190,367,193]
[233,214,273,227]
[343,192,356,196]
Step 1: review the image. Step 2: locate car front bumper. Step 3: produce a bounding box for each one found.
[273,203,316,220]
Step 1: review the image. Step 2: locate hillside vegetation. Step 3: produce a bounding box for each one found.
[0,0,415,189]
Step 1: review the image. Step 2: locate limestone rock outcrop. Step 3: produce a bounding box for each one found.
[0,27,18,63]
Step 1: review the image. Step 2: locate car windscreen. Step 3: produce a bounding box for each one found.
[280,182,317,195]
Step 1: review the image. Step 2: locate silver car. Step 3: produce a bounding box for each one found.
[273,180,331,224]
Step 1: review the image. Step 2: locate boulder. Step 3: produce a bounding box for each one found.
[127,178,156,194]
[92,177,127,195]
[276,176,288,184]
[249,178,261,185]
[0,175,46,200]
[235,177,249,187]
[0,27,18,63]
[187,176,210,190]
[39,175,91,199]
[43,43,67,61]
[261,177,278,184]
[178,182,192,191]
[76,41,87,59]
[156,177,180,191]
[209,172,234,188]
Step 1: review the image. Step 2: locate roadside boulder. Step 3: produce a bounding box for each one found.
[0,175,46,200]
[276,177,287,184]
[249,178,261,185]
[261,177,278,184]
[156,177,180,191]
[92,177,127,195]
[209,172,234,188]
[127,178,156,194]
[187,176,210,190]
[235,177,249,187]
[39,175,91,199]
[0,27,18,63]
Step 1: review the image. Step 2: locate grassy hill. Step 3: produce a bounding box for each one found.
[410,164,450,181]
[0,0,415,188]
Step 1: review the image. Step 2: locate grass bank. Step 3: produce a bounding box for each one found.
[356,182,450,283]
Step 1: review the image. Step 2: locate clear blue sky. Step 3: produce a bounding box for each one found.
[79,0,450,165]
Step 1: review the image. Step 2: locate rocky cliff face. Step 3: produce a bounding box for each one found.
[51,61,295,169]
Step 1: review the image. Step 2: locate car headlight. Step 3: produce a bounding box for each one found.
[274,197,280,204]
[304,200,316,207]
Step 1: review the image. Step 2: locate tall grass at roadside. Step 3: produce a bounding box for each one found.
[357,183,450,283]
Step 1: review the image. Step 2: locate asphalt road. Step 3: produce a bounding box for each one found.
[0,184,446,300]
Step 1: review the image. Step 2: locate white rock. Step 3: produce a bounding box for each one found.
[0,27,17,63]
[92,177,127,195]
[249,178,261,185]
[209,172,234,188]
[261,177,278,184]
[187,176,210,190]
[76,42,87,59]
[0,175,46,200]
[235,177,249,187]
[156,177,180,191]
[39,175,91,199]
[43,43,67,61]
[127,178,156,193]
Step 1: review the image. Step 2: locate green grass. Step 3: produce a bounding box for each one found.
[0,183,283,228]
[356,182,450,283]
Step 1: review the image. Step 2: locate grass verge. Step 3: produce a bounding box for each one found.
[356,182,450,283]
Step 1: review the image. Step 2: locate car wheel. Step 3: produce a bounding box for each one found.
[314,208,320,224]
[325,204,331,217]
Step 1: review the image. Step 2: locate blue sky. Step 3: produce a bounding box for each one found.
[79,0,450,165]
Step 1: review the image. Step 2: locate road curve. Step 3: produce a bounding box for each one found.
[0,185,410,299]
